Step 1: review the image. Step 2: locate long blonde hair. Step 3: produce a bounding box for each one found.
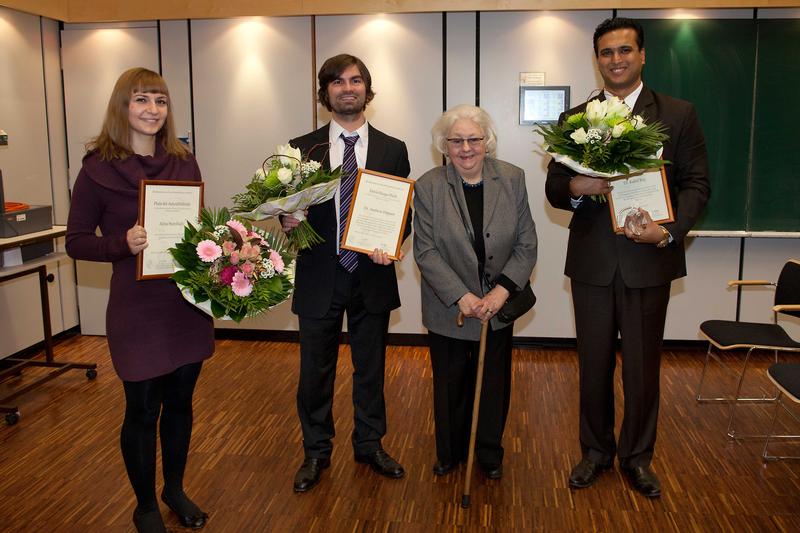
[87,67,189,161]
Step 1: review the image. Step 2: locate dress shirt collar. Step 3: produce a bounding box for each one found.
[604,81,644,111]
[329,119,369,147]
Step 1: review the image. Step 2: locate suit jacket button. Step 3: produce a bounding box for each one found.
[485,232,490,237]
[488,255,493,260]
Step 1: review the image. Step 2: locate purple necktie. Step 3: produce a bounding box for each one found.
[338,133,360,272]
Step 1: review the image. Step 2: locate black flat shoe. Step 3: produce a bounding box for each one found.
[132,508,167,533]
[479,463,503,480]
[568,457,612,489]
[293,457,331,492]
[160,492,209,529]
[621,465,661,498]
[355,449,405,478]
[432,461,458,476]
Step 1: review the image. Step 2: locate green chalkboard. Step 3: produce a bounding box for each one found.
[640,19,755,231]
[750,20,800,231]
[639,19,799,232]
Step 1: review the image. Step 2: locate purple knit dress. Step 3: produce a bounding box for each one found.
[66,145,214,382]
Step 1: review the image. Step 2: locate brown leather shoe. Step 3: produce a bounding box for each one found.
[568,457,612,489]
[293,457,331,492]
[622,465,661,498]
[355,449,405,478]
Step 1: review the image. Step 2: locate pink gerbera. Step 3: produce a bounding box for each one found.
[226,219,247,237]
[231,271,253,297]
[196,240,222,262]
[270,250,285,273]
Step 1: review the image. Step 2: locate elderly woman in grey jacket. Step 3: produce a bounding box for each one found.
[413,104,537,479]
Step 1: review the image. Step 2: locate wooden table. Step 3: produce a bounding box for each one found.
[0,227,97,425]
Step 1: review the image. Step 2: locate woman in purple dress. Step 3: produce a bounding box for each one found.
[66,68,214,533]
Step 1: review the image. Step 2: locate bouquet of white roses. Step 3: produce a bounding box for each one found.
[537,96,669,178]
[232,144,342,250]
[170,207,294,322]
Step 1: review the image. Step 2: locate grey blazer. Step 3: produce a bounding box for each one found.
[413,157,538,340]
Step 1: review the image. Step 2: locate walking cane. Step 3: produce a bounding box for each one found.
[457,312,490,509]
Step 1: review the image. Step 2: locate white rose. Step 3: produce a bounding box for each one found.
[255,168,267,181]
[605,97,631,120]
[275,144,302,170]
[632,115,646,130]
[584,99,607,127]
[570,127,588,144]
[611,123,626,138]
[277,167,293,185]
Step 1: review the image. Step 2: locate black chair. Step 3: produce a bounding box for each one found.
[762,363,800,461]
[697,259,800,438]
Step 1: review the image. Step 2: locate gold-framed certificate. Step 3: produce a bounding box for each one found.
[137,180,203,280]
[341,169,414,260]
[607,167,674,233]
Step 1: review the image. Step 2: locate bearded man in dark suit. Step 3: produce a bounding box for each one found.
[545,18,710,498]
[282,54,411,493]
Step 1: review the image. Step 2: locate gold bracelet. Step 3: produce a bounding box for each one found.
[656,225,670,248]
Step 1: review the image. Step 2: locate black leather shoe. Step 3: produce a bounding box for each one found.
[622,465,661,498]
[479,463,503,480]
[432,460,458,476]
[293,457,331,492]
[568,457,612,489]
[355,449,405,478]
[160,492,209,529]
[132,508,167,533]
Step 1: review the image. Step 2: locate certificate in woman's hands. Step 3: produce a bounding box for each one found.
[137,180,203,280]
[607,167,674,233]
[341,169,414,260]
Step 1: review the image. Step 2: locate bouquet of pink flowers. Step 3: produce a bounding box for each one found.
[170,208,294,322]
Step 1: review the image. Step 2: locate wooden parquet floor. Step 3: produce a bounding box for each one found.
[1,335,799,532]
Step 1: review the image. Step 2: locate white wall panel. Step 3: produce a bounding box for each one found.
[190,16,313,331]
[0,8,51,206]
[758,8,800,18]
[160,20,193,149]
[619,9,754,19]
[315,14,443,334]
[664,237,741,339]
[480,10,610,338]
[42,18,79,333]
[446,12,476,111]
[0,9,70,357]
[61,23,159,335]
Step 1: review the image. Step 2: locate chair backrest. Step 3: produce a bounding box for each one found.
[775,259,800,318]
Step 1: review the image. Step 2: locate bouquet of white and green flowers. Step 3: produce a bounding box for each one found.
[537,96,669,178]
[232,144,342,250]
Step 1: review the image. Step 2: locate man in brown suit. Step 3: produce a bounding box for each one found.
[545,17,710,498]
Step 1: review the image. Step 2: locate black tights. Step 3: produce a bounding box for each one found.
[121,362,202,513]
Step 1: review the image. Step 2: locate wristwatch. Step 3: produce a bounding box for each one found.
[656,225,670,248]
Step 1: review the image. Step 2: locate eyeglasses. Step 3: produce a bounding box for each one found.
[446,137,485,148]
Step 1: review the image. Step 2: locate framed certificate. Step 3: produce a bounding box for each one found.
[341,169,414,260]
[137,180,203,280]
[607,167,674,233]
